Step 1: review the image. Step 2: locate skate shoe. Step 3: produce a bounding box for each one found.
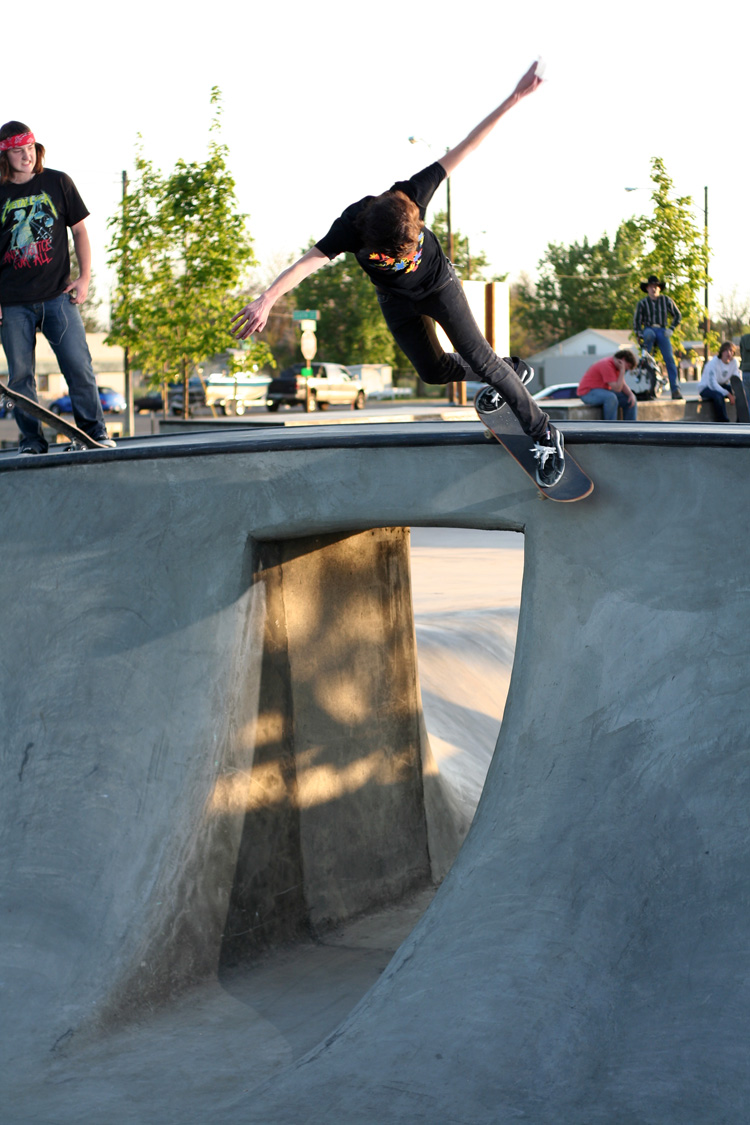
[531,425,565,488]
[502,356,535,386]
[475,356,535,411]
[475,385,505,412]
[69,437,117,451]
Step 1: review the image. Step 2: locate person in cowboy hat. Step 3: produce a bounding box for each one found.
[633,274,683,400]
[0,120,115,452]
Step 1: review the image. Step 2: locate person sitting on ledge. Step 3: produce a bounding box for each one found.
[694,342,739,423]
[577,350,638,420]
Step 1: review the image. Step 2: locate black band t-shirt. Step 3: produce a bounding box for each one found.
[0,168,89,305]
[315,162,449,300]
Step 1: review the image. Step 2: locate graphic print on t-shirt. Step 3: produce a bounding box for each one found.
[1,191,58,270]
[368,229,424,274]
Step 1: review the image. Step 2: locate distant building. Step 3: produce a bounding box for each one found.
[0,332,125,399]
[529,329,636,389]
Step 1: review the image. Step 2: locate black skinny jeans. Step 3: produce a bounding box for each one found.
[376,265,549,440]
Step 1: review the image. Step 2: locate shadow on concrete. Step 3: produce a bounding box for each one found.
[220,528,464,968]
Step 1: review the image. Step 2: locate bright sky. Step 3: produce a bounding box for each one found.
[15,0,750,324]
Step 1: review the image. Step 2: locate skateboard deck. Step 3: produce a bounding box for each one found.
[475,390,593,503]
[0,379,107,450]
[730,375,750,424]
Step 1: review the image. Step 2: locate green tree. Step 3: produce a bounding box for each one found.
[510,274,549,355]
[514,158,713,356]
[294,251,402,367]
[638,157,711,351]
[107,88,269,414]
[515,220,644,350]
[715,288,750,341]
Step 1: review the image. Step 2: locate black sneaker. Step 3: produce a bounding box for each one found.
[502,356,535,386]
[531,426,565,488]
[475,357,535,411]
[671,387,684,400]
[476,385,505,412]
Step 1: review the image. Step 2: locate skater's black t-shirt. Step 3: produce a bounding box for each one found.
[315,162,450,300]
[0,168,89,305]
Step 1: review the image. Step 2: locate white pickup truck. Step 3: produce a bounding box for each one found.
[265,363,367,412]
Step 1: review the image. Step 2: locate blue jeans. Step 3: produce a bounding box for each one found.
[0,293,107,451]
[700,388,730,423]
[581,387,637,421]
[641,326,679,392]
[375,265,549,440]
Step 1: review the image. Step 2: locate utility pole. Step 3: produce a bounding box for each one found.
[122,170,135,437]
[703,185,710,364]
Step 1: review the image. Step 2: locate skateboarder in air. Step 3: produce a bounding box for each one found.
[0,121,115,453]
[231,61,565,488]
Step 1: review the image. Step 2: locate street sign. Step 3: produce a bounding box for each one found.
[293,310,320,321]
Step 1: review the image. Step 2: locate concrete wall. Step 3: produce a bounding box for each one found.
[4,422,750,1121]
[0,496,460,1059]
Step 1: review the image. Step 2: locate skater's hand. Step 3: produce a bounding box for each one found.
[231,293,273,339]
[512,61,544,101]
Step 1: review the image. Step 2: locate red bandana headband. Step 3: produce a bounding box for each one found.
[0,132,35,152]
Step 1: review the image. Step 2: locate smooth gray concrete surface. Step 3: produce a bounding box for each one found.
[2,420,750,1122]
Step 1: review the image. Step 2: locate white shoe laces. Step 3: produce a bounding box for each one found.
[531,440,556,468]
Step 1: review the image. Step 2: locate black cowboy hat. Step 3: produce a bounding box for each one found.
[640,274,665,292]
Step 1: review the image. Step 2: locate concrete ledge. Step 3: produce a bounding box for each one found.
[542,394,745,424]
[158,393,745,433]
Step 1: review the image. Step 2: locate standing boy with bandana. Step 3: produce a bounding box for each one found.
[0,120,115,453]
[231,61,566,488]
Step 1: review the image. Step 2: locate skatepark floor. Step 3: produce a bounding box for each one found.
[15,527,523,1125]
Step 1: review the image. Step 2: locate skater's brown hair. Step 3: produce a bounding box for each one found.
[719,342,735,360]
[357,190,424,260]
[614,349,636,368]
[0,121,45,183]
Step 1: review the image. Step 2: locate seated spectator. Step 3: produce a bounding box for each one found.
[577,350,638,420]
[695,342,738,423]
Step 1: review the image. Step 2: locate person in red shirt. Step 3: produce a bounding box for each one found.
[577,350,638,420]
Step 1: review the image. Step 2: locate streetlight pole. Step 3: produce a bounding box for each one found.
[408,136,452,259]
[121,170,134,438]
[704,185,710,363]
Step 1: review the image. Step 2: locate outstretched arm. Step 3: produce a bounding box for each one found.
[439,61,543,178]
[230,246,329,339]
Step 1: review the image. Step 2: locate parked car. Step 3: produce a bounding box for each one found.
[49,386,126,414]
[532,383,580,401]
[167,376,208,415]
[266,363,366,412]
[134,391,165,413]
[134,377,205,414]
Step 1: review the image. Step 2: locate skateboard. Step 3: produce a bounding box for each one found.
[0,379,108,450]
[730,375,750,424]
[475,390,594,503]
